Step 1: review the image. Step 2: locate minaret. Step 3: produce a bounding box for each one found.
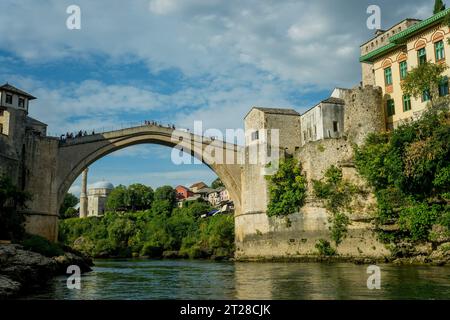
[79,168,88,218]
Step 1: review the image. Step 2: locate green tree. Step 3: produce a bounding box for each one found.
[154,185,176,207]
[265,157,307,217]
[127,183,153,211]
[211,178,224,189]
[434,0,446,14]
[59,193,79,218]
[151,199,174,217]
[0,176,31,241]
[401,61,448,106]
[106,185,129,211]
[355,108,450,243]
[62,207,79,219]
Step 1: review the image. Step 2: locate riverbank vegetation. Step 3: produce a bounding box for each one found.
[59,186,235,260]
[355,107,450,248]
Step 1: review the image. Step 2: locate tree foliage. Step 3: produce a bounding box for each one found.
[106,185,129,211]
[434,0,446,14]
[0,176,31,240]
[265,157,307,217]
[59,193,79,219]
[128,183,154,211]
[313,166,362,246]
[154,185,176,207]
[355,108,450,243]
[59,198,234,259]
[211,178,224,189]
[401,62,448,106]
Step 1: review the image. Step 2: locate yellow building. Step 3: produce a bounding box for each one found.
[360,8,450,129]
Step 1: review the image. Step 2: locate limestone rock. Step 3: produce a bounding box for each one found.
[53,252,92,273]
[0,275,21,299]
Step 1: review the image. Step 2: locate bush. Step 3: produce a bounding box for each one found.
[266,157,307,217]
[0,176,31,241]
[398,203,441,242]
[355,108,450,244]
[315,239,336,256]
[330,212,350,246]
[22,234,65,257]
[141,241,164,258]
[59,200,235,259]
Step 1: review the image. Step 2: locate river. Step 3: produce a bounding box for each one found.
[22,259,450,300]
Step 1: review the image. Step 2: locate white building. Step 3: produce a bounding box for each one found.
[300,91,345,146]
[87,181,114,217]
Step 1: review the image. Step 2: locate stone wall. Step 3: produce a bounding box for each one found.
[236,86,390,260]
[21,135,60,241]
[342,85,385,146]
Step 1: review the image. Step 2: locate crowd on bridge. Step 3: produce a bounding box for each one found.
[60,130,95,142]
[144,120,176,130]
[59,121,180,144]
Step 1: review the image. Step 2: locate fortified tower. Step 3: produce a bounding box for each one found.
[236,107,301,256]
[0,83,40,187]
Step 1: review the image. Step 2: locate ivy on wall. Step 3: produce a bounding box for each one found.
[265,157,307,217]
[313,166,363,247]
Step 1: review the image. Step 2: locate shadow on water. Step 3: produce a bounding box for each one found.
[21,259,450,300]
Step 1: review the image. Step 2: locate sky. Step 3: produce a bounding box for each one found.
[0,0,436,195]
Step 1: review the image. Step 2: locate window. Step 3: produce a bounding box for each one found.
[313,125,317,137]
[422,90,431,102]
[435,40,445,61]
[18,98,25,108]
[5,94,12,104]
[399,61,408,80]
[333,121,339,132]
[439,77,449,97]
[418,48,427,65]
[384,67,393,86]
[251,130,259,141]
[387,99,395,117]
[403,95,411,112]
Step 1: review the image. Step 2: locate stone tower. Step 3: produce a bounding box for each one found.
[235,107,301,256]
[79,168,89,218]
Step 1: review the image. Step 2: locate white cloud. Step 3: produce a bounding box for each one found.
[149,0,178,15]
[0,0,418,88]
[1,0,433,139]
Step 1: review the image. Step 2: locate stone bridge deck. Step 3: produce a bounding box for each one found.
[55,123,244,219]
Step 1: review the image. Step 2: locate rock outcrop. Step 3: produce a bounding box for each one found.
[0,244,92,299]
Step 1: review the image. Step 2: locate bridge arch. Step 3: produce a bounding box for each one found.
[55,125,242,217]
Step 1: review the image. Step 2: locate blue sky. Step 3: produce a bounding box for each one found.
[0,0,435,195]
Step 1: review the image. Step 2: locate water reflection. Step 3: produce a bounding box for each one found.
[21,260,450,300]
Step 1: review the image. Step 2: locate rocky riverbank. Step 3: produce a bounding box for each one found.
[233,241,450,266]
[0,244,93,299]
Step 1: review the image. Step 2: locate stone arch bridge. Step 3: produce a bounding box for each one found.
[25,124,243,241]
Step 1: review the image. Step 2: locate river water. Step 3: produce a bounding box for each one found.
[23,259,450,300]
